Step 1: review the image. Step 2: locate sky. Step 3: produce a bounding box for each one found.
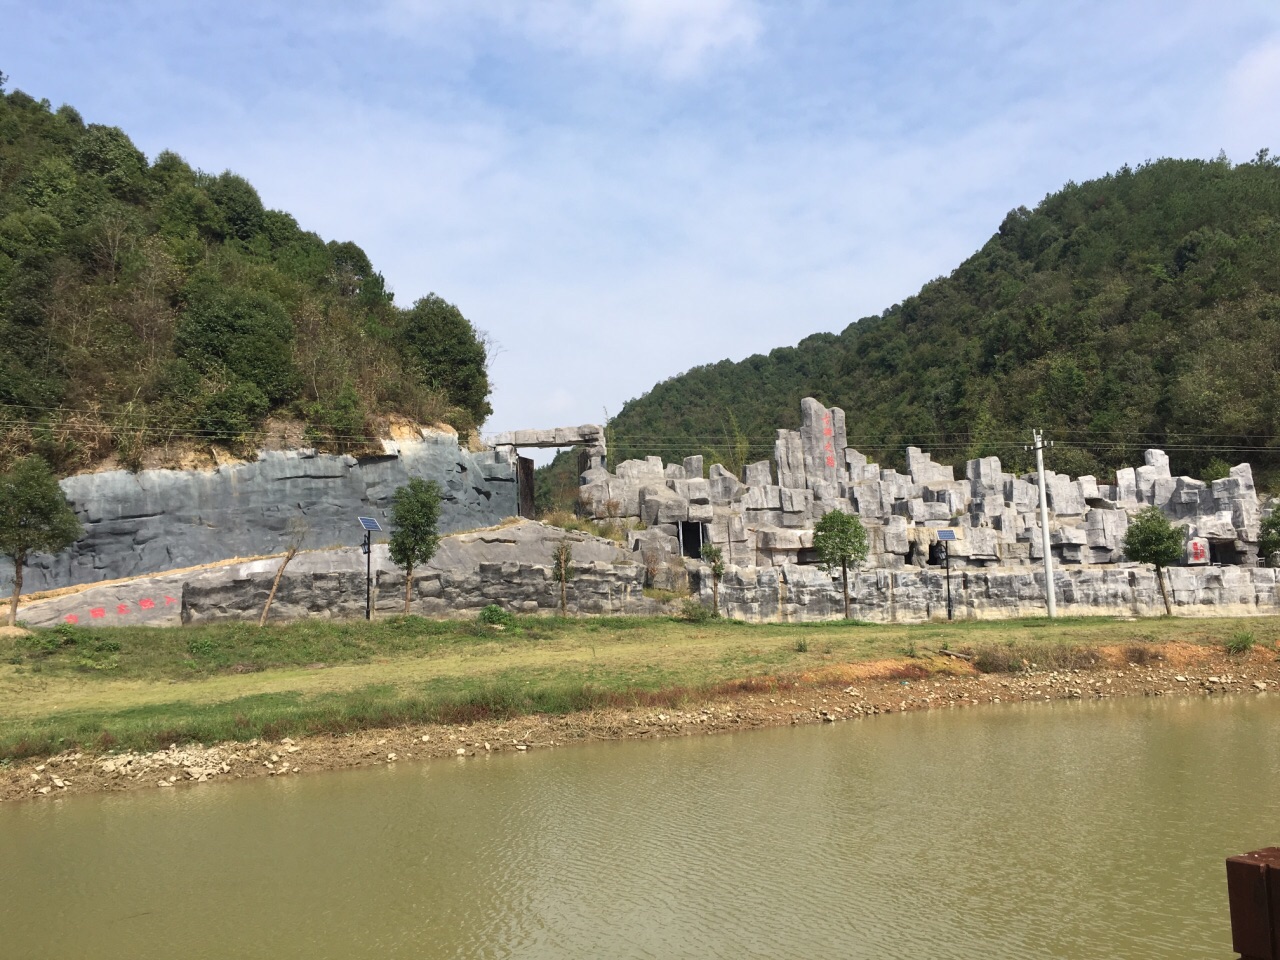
[5,1,1280,456]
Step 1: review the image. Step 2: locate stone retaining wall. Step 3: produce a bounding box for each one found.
[700,562,1280,622]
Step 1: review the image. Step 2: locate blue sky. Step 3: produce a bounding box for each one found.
[5,1,1280,448]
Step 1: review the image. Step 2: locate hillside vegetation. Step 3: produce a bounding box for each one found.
[609,155,1280,486]
[0,78,491,473]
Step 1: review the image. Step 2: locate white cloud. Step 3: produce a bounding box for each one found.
[381,0,762,77]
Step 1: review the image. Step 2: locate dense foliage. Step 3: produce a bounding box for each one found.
[0,81,492,471]
[609,155,1280,486]
[1257,505,1280,566]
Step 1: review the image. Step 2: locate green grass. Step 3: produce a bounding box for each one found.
[1225,631,1257,656]
[3,613,1278,760]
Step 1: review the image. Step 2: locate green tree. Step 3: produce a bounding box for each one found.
[700,542,725,617]
[0,456,82,625]
[175,284,299,404]
[400,293,492,426]
[1258,505,1280,568]
[812,508,869,619]
[388,478,443,614]
[206,171,265,242]
[1123,506,1184,616]
[551,540,574,615]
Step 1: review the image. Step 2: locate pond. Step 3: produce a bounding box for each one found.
[3,695,1275,959]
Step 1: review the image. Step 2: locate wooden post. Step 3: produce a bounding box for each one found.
[1227,847,1280,959]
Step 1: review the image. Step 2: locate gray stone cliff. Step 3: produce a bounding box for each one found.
[5,434,517,592]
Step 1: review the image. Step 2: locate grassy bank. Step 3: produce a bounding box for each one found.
[3,614,1277,760]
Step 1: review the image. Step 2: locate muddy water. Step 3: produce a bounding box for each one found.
[3,696,1278,959]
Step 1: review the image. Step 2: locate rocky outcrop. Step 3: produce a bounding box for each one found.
[6,435,518,592]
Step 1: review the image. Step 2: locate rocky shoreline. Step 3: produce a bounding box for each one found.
[3,642,1276,803]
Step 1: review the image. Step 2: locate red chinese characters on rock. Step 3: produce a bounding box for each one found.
[822,413,836,470]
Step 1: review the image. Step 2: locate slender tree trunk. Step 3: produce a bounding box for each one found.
[559,575,567,615]
[8,555,22,627]
[712,576,719,616]
[259,546,297,627]
[841,560,850,619]
[1157,565,1172,616]
[404,562,414,614]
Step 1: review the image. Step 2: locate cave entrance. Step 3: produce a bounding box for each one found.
[679,521,705,559]
[1208,539,1245,566]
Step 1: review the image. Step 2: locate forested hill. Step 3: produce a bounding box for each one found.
[0,79,491,473]
[609,154,1280,486]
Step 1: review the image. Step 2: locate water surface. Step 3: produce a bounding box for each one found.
[3,695,1276,959]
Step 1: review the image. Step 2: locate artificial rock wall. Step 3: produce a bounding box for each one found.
[178,520,664,623]
[581,397,1264,573]
[8,434,518,592]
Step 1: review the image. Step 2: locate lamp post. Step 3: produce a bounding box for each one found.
[937,528,956,621]
[357,516,383,621]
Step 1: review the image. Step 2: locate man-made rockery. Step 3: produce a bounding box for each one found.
[580,397,1266,575]
[13,519,1277,628]
[10,400,1278,625]
[5,432,518,592]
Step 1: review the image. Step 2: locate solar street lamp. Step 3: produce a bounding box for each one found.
[936,528,956,621]
[358,517,382,620]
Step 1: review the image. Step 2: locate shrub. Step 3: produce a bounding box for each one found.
[794,637,809,653]
[677,599,716,623]
[175,283,299,404]
[478,604,516,628]
[196,379,269,444]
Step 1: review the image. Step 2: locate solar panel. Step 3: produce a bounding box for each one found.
[358,516,383,532]
[935,529,957,541]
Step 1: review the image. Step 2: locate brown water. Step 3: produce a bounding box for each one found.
[3,695,1278,959]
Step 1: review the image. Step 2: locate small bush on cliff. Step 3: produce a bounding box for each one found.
[551,540,574,616]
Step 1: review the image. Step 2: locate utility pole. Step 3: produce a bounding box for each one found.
[1031,430,1056,618]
